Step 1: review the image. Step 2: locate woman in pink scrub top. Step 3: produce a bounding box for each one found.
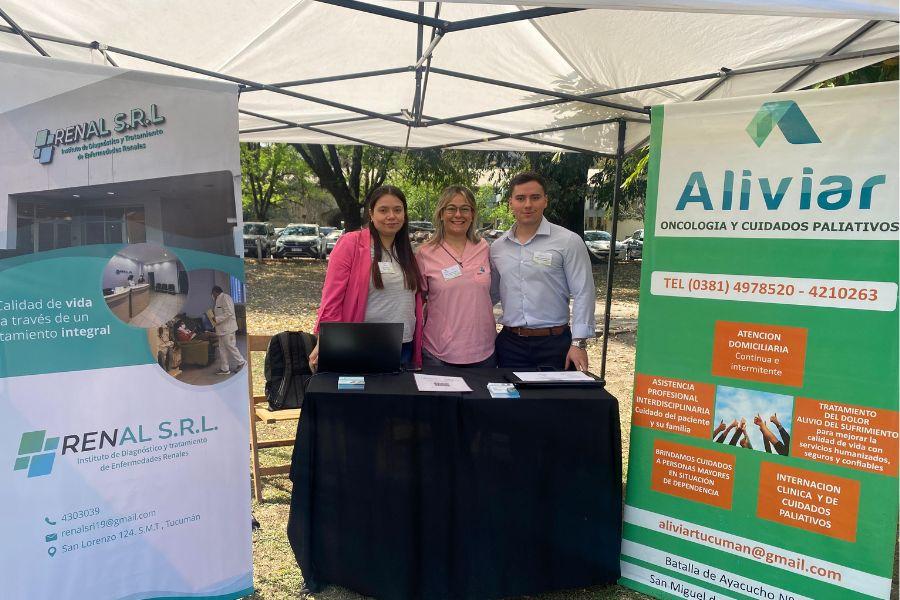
[415,186,497,368]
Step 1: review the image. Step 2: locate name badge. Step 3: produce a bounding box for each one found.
[378,261,395,274]
[441,264,462,280]
[532,251,553,267]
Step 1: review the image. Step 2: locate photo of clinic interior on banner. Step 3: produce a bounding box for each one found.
[5,169,248,386]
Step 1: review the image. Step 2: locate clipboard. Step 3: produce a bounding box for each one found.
[506,370,606,389]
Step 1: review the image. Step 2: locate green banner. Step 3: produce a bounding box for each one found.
[620,83,899,600]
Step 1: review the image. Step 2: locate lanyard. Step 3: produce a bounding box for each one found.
[440,243,464,268]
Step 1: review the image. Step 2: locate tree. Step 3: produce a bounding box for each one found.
[519,152,597,237]
[240,143,309,222]
[291,144,394,231]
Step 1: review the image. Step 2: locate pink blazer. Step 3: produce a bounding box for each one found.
[314,228,424,368]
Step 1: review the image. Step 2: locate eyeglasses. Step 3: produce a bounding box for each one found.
[443,205,473,215]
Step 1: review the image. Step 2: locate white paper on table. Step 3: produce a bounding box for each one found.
[413,374,473,392]
[512,371,595,383]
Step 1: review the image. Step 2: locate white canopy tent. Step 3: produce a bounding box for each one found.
[1,0,896,379]
[0,1,896,156]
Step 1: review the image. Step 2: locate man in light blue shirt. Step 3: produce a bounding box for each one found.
[490,172,596,371]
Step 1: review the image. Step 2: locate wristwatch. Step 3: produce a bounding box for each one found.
[570,338,587,349]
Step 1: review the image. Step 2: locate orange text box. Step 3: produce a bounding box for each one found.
[633,374,715,439]
[792,397,899,476]
[712,321,807,387]
[651,439,735,509]
[757,462,860,542]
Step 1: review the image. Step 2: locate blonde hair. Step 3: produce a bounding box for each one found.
[426,185,480,246]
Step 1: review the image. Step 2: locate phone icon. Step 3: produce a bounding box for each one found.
[44,517,57,526]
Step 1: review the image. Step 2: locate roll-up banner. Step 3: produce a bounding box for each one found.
[0,51,252,599]
[620,82,899,600]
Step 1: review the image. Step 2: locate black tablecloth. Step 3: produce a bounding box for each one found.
[287,368,622,600]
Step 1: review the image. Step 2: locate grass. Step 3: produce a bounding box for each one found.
[244,258,648,600]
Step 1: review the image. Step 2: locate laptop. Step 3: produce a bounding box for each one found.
[317,322,404,374]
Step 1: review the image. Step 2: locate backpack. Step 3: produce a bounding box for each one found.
[264,331,317,410]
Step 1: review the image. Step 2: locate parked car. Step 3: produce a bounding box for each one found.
[319,226,336,238]
[324,229,343,254]
[408,221,435,233]
[583,230,626,262]
[243,222,277,257]
[623,228,643,260]
[479,229,507,244]
[274,224,326,259]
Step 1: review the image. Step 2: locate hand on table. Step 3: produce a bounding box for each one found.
[564,346,589,371]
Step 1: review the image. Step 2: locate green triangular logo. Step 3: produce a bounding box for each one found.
[746,101,821,148]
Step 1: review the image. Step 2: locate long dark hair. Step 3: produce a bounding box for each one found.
[366,185,420,292]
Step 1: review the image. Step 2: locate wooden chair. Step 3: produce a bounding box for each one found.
[248,334,301,502]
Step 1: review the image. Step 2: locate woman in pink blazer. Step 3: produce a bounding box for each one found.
[310,186,424,369]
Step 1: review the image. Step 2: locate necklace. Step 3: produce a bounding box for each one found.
[440,242,464,268]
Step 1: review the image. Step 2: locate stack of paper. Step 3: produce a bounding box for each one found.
[338,376,365,390]
[413,374,472,392]
[487,383,519,398]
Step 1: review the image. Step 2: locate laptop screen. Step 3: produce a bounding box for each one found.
[317,322,403,374]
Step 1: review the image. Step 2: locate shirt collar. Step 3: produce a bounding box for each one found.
[506,217,550,244]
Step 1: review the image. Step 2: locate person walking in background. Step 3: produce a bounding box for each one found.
[212,285,244,375]
[490,172,596,371]
[416,186,496,368]
[311,186,424,370]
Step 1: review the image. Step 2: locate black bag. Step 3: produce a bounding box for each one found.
[264,331,317,410]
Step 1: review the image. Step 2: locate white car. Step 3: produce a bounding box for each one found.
[325,229,343,255]
[583,230,626,262]
[274,224,326,259]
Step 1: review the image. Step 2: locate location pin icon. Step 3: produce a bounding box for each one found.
[48,546,57,557]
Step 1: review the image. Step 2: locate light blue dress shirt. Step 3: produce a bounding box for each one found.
[490,217,596,339]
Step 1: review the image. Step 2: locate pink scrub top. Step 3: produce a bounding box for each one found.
[416,239,496,364]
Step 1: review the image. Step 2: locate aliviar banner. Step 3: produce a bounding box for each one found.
[620,82,898,600]
[0,51,252,599]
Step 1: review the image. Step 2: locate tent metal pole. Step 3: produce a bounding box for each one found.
[420,116,633,152]
[420,72,719,127]
[95,43,413,126]
[599,120,627,384]
[404,2,426,148]
[315,0,449,29]
[0,24,94,49]
[775,20,881,92]
[423,114,612,156]
[314,0,579,31]
[241,67,413,92]
[411,2,426,125]
[428,66,651,114]
[238,109,400,151]
[415,3,443,126]
[240,112,402,134]
[445,7,582,32]
[0,7,49,56]
[694,68,732,101]
[421,44,897,127]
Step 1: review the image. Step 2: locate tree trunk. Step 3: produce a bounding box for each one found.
[291,143,364,231]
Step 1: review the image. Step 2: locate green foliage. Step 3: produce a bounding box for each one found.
[813,58,898,89]
[240,143,311,221]
[388,150,521,225]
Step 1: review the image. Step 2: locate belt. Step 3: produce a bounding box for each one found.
[504,325,568,337]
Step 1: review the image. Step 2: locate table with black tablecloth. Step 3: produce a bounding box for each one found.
[287,368,622,600]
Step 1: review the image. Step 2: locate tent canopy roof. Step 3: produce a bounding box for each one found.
[0,1,896,155]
